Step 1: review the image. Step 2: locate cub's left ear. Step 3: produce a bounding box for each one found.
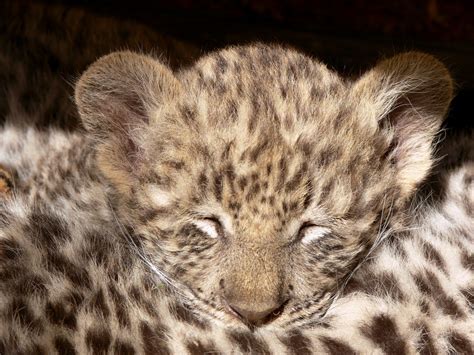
[75,51,182,193]
[352,52,454,197]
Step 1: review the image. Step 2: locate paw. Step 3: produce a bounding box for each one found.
[0,165,14,197]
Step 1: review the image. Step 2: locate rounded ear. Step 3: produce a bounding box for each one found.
[75,50,181,140]
[352,52,454,196]
[75,51,182,193]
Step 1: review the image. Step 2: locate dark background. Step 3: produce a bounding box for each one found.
[11,0,474,131]
[37,0,474,131]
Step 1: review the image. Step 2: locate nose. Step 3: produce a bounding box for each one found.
[226,301,286,324]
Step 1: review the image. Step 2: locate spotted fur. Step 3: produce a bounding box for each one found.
[73,45,454,328]
[0,127,472,354]
[0,3,472,352]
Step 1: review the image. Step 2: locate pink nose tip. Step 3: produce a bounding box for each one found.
[227,302,286,324]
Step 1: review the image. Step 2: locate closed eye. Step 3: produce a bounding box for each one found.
[299,224,331,245]
[193,217,223,239]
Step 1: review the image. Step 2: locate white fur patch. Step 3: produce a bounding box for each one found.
[193,219,220,239]
[147,185,172,207]
[301,226,331,245]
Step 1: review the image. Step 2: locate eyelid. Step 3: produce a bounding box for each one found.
[296,222,331,245]
[193,216,224,239]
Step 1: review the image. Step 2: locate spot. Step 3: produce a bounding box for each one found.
[83,232,111,265]
[0,209,12,228]
[113,340,135,355]
[280,331,312,355]
[14,274,47,297]
[414,271,464,318]
[85,328,111,354]
[318,179,334,204]
[129,286,156,315]
[303,184,313,209]
[45,299,77,330]
[0,238,22,261]
[46,252,92,289]
[165,160,185,171]
[140,321,170,355]
[54,336,76,355]
[460,287,474,306]
[238,176,248,191]
[138,208,162,225]
[417,323,436,355]
[285,164,308,193]
[172,302,209,330]
[361,314,407,355]
[28,212,70,248]
[228,331,270,354]
[247,113,257,133]
[421,242,447,273]
[88,289,110,319]
[317,147,341,167]
[180,104,196,124]
[213,173,223,201]
[447,332,473,354]
[186,339,218,355]
[198,172,208,190]
[249,140,270,162]
[461,250,474,271]
[246,182,261,201]
[29,343,47,355]
[320,337,357,355]
[277,158,288,189]
[7,298,43,334]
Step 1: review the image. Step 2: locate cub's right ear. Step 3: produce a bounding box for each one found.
[75,51,182,141]
[75,51,182,193]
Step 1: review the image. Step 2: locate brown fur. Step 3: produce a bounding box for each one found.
[74,45,453,327]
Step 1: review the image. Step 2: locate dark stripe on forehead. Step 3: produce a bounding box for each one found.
[213,173,223,201]
[285,162,308,193]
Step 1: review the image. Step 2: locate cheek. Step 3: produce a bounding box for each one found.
[288,240,362,295]
[147,235,223,284]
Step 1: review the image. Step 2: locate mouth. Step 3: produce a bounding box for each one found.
[225,299,290,329]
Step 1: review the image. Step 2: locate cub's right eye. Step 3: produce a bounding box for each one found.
[192,217,223,239]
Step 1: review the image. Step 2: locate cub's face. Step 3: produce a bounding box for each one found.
[76,45,452,329]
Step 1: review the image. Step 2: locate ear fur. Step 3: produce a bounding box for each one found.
[352,52,454,196]
[75,51,182,192]
[75,50,181,138]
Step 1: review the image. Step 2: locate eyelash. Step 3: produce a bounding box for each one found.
[297,222,314,237]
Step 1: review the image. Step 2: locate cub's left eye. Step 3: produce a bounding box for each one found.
[298,224,331,245]
[193,218,223,239]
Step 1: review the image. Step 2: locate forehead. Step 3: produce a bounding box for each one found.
[178,45,345,128]
[151,46,379,218]
[173,46,358,157]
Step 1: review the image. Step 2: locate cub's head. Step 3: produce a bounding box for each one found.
[75,45,452,329]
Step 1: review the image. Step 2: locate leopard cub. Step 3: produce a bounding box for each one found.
[74,45,453,328]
